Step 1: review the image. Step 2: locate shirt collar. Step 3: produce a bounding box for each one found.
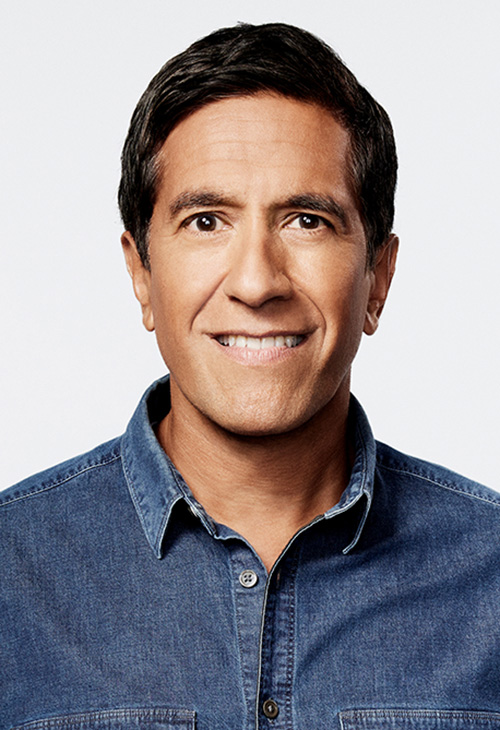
[120,376,376,558]
[324,395,376,553]
[121,376,187,558]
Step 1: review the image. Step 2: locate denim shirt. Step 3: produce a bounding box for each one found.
[2,376,500,730]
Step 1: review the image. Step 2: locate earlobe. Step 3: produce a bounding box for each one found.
[363,234,399,336]
[121,232,155,332]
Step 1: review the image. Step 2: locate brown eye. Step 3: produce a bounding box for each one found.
[286,213,331,232]
[298,214,321,229]
[195,214,218,231]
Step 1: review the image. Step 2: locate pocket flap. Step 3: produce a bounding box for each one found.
[12,708,196,730]
[340,710,500,730]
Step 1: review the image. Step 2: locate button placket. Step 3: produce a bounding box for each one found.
[230,548,265,724]
[257,554,300,729]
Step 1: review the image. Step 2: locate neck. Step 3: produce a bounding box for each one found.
[157,379,352,572]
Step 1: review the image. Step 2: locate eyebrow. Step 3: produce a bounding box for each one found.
[276,193,348,231]
[169,191,238,218]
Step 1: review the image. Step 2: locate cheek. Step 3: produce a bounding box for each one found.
[148,262,217,356]
[310,261,371,331]
[148,273,185,363]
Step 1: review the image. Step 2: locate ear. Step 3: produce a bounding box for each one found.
[121,231,155,332]
[364,234,399,336]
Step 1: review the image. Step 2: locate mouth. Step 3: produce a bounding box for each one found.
[216,334,305,350]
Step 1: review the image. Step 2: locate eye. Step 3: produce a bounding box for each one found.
[183,213,224,232]
[286,213,331,231]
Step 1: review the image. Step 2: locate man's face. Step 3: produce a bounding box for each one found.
[123,93,396,436]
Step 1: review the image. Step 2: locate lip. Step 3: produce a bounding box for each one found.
[211,330,310,339]
[210,331,309,364]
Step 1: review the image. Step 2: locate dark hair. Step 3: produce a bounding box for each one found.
[118,22,397,267]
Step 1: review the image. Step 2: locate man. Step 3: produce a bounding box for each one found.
[1,22,499,730]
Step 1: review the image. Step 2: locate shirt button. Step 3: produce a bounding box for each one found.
[239,569,258,588]
[262,699,279,719]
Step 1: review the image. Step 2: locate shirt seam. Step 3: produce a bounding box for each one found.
[377,462,500,509]
[0,453,122,508]
[13,707,196,729]
[340,709,500,720]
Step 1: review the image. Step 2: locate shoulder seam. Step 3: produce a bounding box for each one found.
[378,461,500,509]
[0,453,122,507]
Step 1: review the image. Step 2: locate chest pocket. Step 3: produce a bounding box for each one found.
[12,708,195,730]
[339,710,500,730]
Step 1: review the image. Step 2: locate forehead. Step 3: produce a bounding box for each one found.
[155,93,354,203]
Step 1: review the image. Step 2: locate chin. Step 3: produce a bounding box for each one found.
[207,399,317,438]
[222,418,298,438]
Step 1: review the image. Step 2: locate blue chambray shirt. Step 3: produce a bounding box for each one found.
[2,376,500,730]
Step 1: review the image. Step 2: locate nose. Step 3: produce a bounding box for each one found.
[222,222,293,308]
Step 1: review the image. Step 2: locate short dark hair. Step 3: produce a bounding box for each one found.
[118,22,397,268]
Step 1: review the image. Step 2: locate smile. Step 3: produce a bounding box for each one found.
[216,334,304,349]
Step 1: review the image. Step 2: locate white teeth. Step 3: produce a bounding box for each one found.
[246,337,261,350]
[217,334,304,349]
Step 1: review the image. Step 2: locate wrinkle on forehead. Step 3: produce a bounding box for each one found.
[160,93,350,169]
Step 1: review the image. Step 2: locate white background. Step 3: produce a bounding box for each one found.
[1,1,499,490]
